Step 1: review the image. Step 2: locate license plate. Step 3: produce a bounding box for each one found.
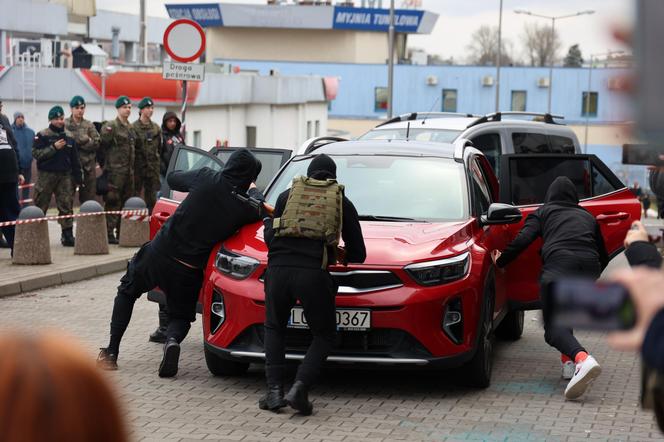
[288,307,371,331]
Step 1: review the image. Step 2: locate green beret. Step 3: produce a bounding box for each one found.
[115,96,131,108]
[48,106,65,120]
[69,95,85,108]
[138,97,154,109]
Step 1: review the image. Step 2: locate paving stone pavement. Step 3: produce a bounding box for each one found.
[0,273,661,442]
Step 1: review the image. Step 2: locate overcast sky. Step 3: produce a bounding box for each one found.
[96,0,633,62]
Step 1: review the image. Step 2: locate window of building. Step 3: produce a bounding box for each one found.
[511,91,527,112]
[375,87,388,112]
[246,126,257,148]
[582,92,598,117]
[442,89,457,112]
[193,130,201,149]
[315,120,320,137]
[307,121,312,138]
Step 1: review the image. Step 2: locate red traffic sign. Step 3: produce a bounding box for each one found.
[163,19,206,63]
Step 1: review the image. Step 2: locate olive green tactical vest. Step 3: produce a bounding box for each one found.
[273,176,343,267]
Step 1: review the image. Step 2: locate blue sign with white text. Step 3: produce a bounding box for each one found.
[165,3,223,27]
[332,7,423,32]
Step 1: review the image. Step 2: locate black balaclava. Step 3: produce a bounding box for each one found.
[307,154,337,180]
[222,148,260,191]
[545,176,579,205]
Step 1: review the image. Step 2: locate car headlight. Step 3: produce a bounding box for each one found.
[404,252,470,286]
[215,247,260,280]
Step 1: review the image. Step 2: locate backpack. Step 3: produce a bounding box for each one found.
[273,176,343,267]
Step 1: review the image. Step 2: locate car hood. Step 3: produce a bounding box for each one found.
[223,220,474,267]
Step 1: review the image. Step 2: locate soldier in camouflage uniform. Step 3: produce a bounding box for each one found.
[100,96,139,244]
[66,95,100,203]
[132,97,161,213]
[32,105,83,247]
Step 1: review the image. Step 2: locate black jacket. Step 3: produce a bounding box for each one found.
[160,112,183,176]
[0,114,19,184]
[152,148,263,268]
[32,124,82,181]
[263,188,366,269]
[496,176,609,270]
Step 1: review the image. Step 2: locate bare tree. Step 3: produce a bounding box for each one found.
[466,25,514,66]
[522,23,562,67]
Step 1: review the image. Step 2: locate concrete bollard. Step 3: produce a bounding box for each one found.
[75,200,109,255]
[119,197,149,247]
[12,206,51,265]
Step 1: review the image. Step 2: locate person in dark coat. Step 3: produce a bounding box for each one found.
[0,104,23,252]
[97,149,265,378]
[160,112,183,178]
[260,154,366,415]
[493,176,608,400]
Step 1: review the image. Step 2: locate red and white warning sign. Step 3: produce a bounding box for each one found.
[163,19,206,63]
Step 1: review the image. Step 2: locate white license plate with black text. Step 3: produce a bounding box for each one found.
[288,307,371,331]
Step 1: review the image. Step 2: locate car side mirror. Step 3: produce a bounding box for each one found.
[480,203,522,225]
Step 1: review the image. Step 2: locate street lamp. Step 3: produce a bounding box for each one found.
[387,0,395,119]
[514,9,595,113]
[495,0,503,112]
[90,64,117,121]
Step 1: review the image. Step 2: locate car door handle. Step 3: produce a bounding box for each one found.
[153,212,171,223]
[596,212,629,222]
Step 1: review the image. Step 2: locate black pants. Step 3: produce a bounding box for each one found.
[0,182,20,249]
[108,241,203,354]
[264,266,337,387]
[540,253,602,360]
[19,167,31,204]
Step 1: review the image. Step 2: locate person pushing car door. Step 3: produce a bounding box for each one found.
[260,153,366,415]
[96,149,266,378]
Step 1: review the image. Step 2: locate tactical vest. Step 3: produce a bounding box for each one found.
[273,176,343,267]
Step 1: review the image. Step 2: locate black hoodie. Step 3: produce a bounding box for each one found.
[496,176,609,270]
[151,148,264,268]
[160,112,184,176]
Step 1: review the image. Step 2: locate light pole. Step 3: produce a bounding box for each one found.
[495,0,503,112]
[583,50,625,152]
[514,9,595,113]
[387,0,395,118]
[91,64,117,121]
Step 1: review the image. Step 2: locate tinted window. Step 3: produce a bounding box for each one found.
[267,155,468,222]
[549,135,575,154]
[592,163,620,196]
[582,92,598,117]
[217,150,287,192]
[375,87,388,112]
[511,91,527,111]
[359,128,461,143]
[470,133,501,175]
[512,132,549,154]
[442,89,457,112]
[470,159,491,215]
[173,148,221,173]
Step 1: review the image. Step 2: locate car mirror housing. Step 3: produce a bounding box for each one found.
[480,203,522,225]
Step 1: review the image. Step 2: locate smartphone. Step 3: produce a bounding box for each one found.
[544,278,636,331]
[622,143,664,166]
[636,1,664,143]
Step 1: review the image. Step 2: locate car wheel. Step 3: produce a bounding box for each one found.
[495,310,524,341]
[204,345,249,376]
[463,282,494,389]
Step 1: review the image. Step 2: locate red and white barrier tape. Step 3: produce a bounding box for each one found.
[18,183,35,190]
[0,209,149,228]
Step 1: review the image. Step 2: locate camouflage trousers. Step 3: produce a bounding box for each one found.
[77,151,98,203]
[103,171,134,237]
[134,171,160,214]
[33,170,74,230]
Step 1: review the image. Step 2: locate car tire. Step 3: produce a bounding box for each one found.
[204,346,249,376]
[495,310,524,341]
[463,280,494,389]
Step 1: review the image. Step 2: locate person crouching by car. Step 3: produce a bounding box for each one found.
[260,154,366,415]
[492,176,608,400]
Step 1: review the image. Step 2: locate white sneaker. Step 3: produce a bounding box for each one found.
[562,361,575,380]
[564,355,601,400]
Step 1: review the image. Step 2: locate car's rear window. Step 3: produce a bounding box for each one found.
[359,128,461,144]
[266,155,468,222]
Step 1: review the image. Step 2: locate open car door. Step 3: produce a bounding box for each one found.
[497,154,641,310]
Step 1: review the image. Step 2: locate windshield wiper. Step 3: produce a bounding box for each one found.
[358,215,425,222]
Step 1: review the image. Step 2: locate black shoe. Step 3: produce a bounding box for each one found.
[259,385,288,412]
[108,234,119,245]
[158,338,180,378]
[96,348,118,371]
[285,380,313,416]
[149,326,168,343]
[61,228,75,247]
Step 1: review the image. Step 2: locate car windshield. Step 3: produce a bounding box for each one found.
[359,128,462,143]
[266,155,468,222]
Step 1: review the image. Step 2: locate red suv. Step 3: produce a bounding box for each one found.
[151,140,639,387]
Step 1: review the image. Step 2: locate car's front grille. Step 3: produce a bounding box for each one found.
[258,269,403,294]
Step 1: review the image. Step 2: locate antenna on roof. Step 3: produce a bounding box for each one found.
[421,95,441,126]
[406,121,411,140]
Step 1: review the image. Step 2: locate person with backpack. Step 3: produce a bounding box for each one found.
[492,176,608,400]
[260,154,366,415]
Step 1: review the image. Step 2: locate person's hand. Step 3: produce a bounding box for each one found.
[625,221,650,248]
[336,246,348,266]
[248,182,257,190]
[54,139,66,150]
[18,174,25,185]
[491,250,502,266]
[608,268,664,352]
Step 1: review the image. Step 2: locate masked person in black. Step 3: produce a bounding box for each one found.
[260,154,366,415]
[97,149,265,377]
[493,176,608,400]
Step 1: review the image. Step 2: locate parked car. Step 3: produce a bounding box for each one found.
[150,137,639,388]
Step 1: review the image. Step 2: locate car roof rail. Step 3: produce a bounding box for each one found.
[375,112,480,128]
[302,136,349,155]
[453,138,474,161]
[466,111,565,129]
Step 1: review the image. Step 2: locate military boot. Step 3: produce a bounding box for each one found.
[96,348,118,371]
[259,364,288,412]
[61,228,75,247]
[285,380,313,416]
[149,307,170,343]
[108,231,119,245]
